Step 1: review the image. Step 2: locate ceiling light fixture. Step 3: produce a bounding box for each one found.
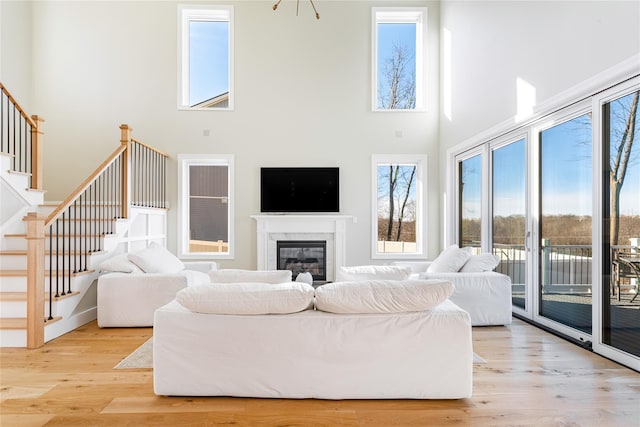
[272,0,320,20]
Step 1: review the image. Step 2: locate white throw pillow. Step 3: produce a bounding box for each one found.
[315,279,454,314]
[295,272,314,285]
[128,242,185,274]
[176,282,314,315]
[99,253,142,273]
[336,265,412,281]
[426,245,471,273]
[459,253,500,272]
[208,269,292,284]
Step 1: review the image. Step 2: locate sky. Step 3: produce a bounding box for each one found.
[540,113,593,217]
[493,139,526,217]
[189,20,229,106]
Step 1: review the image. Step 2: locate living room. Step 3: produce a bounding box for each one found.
[1,0,639,424]
[3,0,637,267]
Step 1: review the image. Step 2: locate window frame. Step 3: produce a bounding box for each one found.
[371,154,427,259]
[178,5,234,111]
[372,7,427,112]
[177,154,235,259]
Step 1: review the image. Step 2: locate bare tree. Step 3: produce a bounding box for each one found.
[380,165,417,242]
[610,90,639,245]
[396,166,416,241]
[386,165,398,240]
[378,43,416,109]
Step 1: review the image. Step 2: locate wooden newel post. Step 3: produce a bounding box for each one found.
[120,124,132,219]
[23,212,46,349]
[30,115,45,191]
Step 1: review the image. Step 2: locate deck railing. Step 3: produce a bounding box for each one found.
[540,243,592,290]
[493,244,527,285]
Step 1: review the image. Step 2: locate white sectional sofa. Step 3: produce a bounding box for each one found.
[393,248,513,326]
[153,278,473,399]
[96,242,216,327]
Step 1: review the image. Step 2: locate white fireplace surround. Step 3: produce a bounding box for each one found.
[251,215,352,282]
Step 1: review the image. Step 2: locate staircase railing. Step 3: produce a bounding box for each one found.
[24,125,168,348]
[0,82,44,190]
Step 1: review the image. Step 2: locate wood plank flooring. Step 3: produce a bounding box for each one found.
[1,318,639,426]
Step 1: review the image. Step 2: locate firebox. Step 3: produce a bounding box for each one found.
[277,240,327,282]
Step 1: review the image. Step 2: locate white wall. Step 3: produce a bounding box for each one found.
[1,0,33,110]
[439,0,640,149]
[22,0,440,269]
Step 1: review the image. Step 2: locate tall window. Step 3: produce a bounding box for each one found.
[459,154,482,253]
[179,5,233,109]
[372,155,426,258]
[372,8,426,111]
[178,155,234,259]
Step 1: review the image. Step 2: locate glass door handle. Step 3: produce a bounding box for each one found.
[525,231,531,252]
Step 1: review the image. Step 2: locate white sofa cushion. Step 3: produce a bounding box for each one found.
[209,269,292,284]
[460,253,500,272]
[128,242,185,274]
[99,253,142,273]
[176,282,314,315]
[181,270,212,286]
[427,244,471,273]
[183,261,219,273]
[315,279,454,314]
[391,261,432,274]
[336,265,412,281]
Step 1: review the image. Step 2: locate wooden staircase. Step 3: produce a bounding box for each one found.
[1,82,169,348]
[1,159,110,346]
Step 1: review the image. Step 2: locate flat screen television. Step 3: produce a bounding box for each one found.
[260,167,339,213]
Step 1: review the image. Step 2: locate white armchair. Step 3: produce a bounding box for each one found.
[96,243,217,327]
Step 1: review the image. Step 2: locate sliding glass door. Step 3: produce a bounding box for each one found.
[452,78,640,370]
[601,88,640,358]
[492,139,528,310]
[537,113,593,335]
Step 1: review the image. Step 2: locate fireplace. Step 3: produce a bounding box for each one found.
[277,240,327,281]
[251,214,353,282]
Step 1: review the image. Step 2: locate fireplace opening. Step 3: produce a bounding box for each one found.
[277,240,327,282]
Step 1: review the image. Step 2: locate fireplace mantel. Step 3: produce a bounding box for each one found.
[251,215,353,282]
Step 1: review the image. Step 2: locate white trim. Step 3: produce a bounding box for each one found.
[371,7,427,112]
[178,154,235,259]
[371,154,427,259]
[177,4,234,111]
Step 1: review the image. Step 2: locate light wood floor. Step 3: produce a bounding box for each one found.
[1,318,639,426]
